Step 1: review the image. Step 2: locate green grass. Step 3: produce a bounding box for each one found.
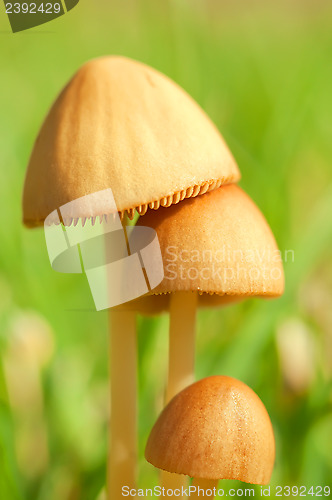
[0,1,332,498]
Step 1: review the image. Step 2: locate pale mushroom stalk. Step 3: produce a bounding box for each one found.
[161,471,188,492]
[191,478,219,499]
[166,291,198,402]
[108,309,137,499]
[107,214,138,499]
[161,291,198,490]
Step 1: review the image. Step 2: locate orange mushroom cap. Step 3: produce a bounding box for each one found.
[132,184,284,313]
[23,56,240,227]
[145,375,275,484]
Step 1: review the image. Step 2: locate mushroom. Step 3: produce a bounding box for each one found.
[23,56,240,227]
[135,184,284,488]
[22,56,240,498]
[145,375,275,497]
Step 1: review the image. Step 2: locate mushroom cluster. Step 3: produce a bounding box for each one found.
[23,56,284,499]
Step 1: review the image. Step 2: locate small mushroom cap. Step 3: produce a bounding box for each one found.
[23,56,240,227]
[134,184,284,313]
[145,375,275,484]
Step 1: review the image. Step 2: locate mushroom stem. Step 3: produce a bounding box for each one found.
[190,478,219,499]
[161,291,198,490]
[161,470,188,493]
[108,310,137,499]
[166,291,198,403]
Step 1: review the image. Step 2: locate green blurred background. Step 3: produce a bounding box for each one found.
[0,1,332,498]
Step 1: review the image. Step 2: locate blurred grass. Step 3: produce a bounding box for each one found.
[0,0,332,498]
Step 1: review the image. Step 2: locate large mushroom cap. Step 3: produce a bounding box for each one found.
[133,184,284,313]
[145,375,275,484]
[23,56,240,227]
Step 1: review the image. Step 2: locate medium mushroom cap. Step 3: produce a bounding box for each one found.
[134,184,284,313]
[23,56,240,227]
[145,376,275,484]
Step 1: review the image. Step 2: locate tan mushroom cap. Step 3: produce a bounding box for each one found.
[133,184,284,314]
[145,376,275,484]
[23,56,240,227]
